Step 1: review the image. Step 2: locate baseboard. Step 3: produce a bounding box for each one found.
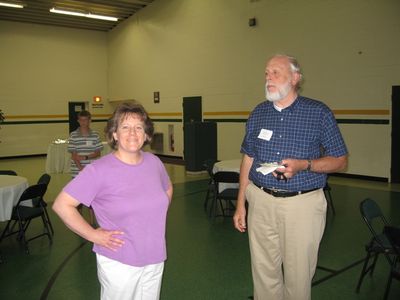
[0,153,47,160]
[330,173,388,182]
[155,154,185,165]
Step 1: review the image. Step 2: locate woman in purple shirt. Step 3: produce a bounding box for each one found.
[53,102,173,300]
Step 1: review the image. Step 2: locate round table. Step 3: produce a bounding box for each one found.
[0,175,29,221]
[45,142,112,174]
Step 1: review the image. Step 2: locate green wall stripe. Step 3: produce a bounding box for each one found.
[336,119,389,124]
[1,118,389,125]
[151,119,182,122]
[203,118,246,123]
[2,120,68,125]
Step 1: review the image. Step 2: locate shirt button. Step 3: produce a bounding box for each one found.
[281,118,284,121]
[277,152,280,155]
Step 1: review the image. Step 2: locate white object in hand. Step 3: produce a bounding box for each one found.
[256,162,284,175]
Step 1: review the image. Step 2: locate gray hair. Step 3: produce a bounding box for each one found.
[273,54,303,91]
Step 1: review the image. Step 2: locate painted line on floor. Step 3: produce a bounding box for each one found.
[40,241,88,300]
[312,257,365,286]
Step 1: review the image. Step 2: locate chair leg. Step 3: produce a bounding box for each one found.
[16,219,30,254]
[0,220,12,241]
[204,180,212,211]
[383,271,393,300]
[219,199,225,217]
[209,193,217,218]
[41,215,53,243]
[369,252,380,276]
[356,251,373,292]
[43,206,54,235]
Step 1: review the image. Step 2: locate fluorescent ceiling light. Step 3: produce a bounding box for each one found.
[50,8,85,17]
[50,7,118,22]
[87,13,118,22]
[0,1,24,8]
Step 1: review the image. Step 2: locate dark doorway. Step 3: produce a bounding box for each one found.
[68,102,86,133]
[183,96,202,124]
[182,96,217,171]
[391,86,400,183]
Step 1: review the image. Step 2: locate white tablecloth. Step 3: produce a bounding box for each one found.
[213,159,241,173]
[45,142,112,174]
[212,159,241,191]
[0,175,29,221]
[45,143,70,174]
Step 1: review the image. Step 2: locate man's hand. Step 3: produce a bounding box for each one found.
[233,206,247,233]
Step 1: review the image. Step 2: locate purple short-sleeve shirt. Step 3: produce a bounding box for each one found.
[63,152,171,267]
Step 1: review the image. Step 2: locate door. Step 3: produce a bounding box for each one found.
[182,96,202,163]
[183,96,202,124]
[68,102,86,133]
[391,86,400,183]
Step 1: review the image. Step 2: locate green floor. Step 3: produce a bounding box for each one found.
[1,156,400,299]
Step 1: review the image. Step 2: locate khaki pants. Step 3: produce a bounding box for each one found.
[246,183,326,300]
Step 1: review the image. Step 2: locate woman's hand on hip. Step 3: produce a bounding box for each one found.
[93,228,125,251]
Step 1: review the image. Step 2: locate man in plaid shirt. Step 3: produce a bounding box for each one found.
[233,54,348,300]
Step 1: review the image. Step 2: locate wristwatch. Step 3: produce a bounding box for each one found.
[307,159,312,171]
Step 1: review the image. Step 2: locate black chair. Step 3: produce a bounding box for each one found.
[356,198,393,293]
[202,159,218,212]
[210,171,239,218]
[0,183,53,254]
[383,225,400,300]
[0,170,17,176]
[36,173,54,235]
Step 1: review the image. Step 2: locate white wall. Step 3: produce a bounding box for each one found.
[0,21,111,157]
[107,0,399,178]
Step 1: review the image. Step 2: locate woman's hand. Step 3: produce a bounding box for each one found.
[92,228,125,251]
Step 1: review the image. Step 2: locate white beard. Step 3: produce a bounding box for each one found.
[265,80,292,102]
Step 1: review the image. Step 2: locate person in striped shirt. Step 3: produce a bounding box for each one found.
[68,110,103,178]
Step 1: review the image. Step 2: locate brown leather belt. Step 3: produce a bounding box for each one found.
[254,183,320,198]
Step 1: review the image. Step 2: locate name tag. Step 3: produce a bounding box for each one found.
[258,129,273,141]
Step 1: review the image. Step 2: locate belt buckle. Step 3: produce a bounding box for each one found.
[269,188,282,197]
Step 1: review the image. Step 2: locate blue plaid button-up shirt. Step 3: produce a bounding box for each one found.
[241,96,348,191]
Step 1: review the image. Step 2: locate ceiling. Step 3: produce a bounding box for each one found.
[0,0,155,32]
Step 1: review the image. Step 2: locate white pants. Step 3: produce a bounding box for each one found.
[96,254,164,300]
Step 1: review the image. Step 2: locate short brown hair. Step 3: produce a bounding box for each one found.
[78,110,91,119]
[105,102,154,150]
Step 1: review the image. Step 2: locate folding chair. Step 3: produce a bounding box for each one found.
[202,159,218,212]
[0,183,53,254]
[383,225,400,300]
[356,198,393,292]
[210,171,239,218]
[36,173,54,235]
